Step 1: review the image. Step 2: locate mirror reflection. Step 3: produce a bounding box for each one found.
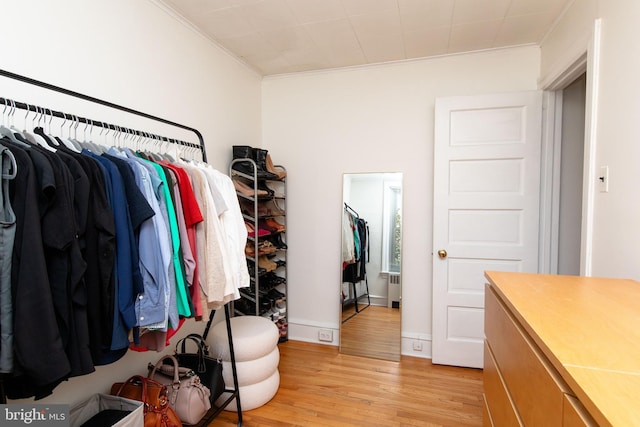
[340,172,402,361]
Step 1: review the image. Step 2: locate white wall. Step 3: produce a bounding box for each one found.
[0,0,261,173]
[0,0,261,406]
[542,0,640,280]
[262,46,541,355]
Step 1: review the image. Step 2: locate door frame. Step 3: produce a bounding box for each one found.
[538,19,601,276]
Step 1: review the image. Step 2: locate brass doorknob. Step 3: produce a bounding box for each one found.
[437,249,447,259]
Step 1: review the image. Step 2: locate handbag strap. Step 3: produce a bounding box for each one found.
[176,334,207,355]
[149,355,181,386]
[175,334,209,373]
[115,375,149,405]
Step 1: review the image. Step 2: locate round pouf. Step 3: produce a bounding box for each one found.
[210,316,280,411]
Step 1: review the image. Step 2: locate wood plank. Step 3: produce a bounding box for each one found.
[341,305,401,361]
[208,340,483,426]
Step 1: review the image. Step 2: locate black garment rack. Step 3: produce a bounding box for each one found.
[0,68,242,426]
[342,203,370,323]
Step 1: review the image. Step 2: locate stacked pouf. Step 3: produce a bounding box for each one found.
[209,315,280,411]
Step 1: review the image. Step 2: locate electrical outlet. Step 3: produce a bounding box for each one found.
[413,340,423,351]
[318,329,333,342]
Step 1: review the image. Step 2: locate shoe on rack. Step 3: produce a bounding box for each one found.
[264,218,285,232]
[261,303,282,321]
[271,258,286,268]
[263,272,286,285]
[269,200,286,216]
[276,319,288,338]
[258,255,277,272]
[257,181,276,197]
[252,148,280,181]
[240,200,269,217]
[257,241,277,255]
[234,179,269,198]
[245,221,271,237]
[268,233,287,250]
[267,288,286,301]
[258,219,279,234]
[266,153,286,180]
[260,181,284,198]
[247,260,266,277]
[245,242,255,257]
[232,145,277,180]
[234,298,254,315]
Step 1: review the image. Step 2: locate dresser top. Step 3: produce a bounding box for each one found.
[485,271,640,427]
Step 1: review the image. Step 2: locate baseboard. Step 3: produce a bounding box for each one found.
[287,321,339,346]
[401,335,432,359]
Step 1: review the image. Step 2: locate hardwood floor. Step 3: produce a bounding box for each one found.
[340,305,401,361]
[209,341,484,426]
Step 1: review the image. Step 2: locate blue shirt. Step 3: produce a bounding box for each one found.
[109,149,171,330]
[83,150,138,350]
[123,149,179,329]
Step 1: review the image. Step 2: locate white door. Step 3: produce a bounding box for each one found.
[432,91,542,368]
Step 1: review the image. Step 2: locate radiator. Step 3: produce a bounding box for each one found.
[387,273,401,309]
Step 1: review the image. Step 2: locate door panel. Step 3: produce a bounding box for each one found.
[432,91,542,368]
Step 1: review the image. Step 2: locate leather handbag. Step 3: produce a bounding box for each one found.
[110,375,182,427]
[173,333,225,404]
[148,355,211,425]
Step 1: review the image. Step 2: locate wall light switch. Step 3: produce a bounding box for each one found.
[599,166,609,193]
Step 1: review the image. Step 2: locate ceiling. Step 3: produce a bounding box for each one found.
[161,0,572,76]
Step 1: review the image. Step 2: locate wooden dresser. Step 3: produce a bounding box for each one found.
[483,271,640,427]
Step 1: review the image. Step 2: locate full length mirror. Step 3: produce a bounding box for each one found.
[340,172,402,361]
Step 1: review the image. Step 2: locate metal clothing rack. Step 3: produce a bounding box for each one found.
[342,203,370,323]
[0,69,242,426]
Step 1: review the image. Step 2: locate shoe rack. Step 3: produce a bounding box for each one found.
[230,150,288,342]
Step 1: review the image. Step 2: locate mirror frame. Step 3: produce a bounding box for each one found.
[339,172,403,361]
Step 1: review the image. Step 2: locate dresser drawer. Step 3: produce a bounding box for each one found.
[483,340,521,426]
[563,394,597,427]
[485,285,568,426]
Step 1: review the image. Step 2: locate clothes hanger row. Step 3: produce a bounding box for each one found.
[0,97,203,160]
[344,202,359,218]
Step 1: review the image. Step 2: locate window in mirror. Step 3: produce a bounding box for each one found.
[382,176,402,274]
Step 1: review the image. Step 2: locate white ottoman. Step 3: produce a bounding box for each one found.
[209,316,280,411]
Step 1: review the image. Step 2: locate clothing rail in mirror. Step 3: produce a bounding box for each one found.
[340,172,402,361]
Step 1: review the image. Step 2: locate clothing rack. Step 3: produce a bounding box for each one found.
[344,202,359,218]
[0,69,242,426]
[342,203,370,323]
[0,68,206,161]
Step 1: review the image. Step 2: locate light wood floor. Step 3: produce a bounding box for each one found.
[340,305,401,361]
[209,341,484,426]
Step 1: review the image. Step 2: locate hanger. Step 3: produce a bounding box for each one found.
[0,100,28,148]
[54,113,80,152]
[33,108,61,149]
[44,109,59,146]
[0,99,19,143]
[344,202,359,218]
[23,105,56,152]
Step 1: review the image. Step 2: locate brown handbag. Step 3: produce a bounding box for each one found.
[110,375,182,427]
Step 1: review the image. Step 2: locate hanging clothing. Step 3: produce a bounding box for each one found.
[3,140,70,400]
[342,211,355,266]
[0,120,249,399]
[0,144,16,374]
[342,208,368,284]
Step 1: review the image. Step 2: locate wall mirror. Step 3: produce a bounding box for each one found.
[340,172,402,361]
